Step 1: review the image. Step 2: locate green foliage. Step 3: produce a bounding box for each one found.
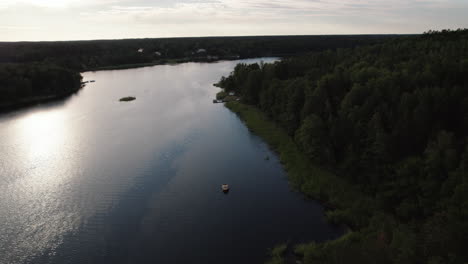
[216,91,227,100]
[220,29,468,264]
[226,102,370,222]
[0,62,82,107]
[266,244,287,264]
[295,114,332,163]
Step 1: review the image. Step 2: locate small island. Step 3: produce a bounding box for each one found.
[119,96,136,102]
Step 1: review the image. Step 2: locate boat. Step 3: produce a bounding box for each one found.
[222,184,229,193]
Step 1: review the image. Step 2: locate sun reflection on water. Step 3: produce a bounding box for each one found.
[0,110,82,263]
[18,110,67,161]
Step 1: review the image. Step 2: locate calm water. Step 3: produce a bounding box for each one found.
[0,59,341,264]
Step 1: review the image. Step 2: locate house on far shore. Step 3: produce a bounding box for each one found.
[154,51,162,56]
[229,91,235,96]
[196,48,207,53]
[137,48,144,53]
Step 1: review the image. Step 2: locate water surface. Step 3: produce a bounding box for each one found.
[0,59,342,264]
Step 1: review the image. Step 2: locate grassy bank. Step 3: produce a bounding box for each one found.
[226,102,368,212]
[225,102,380,262]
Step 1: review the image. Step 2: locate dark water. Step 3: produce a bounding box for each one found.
[0,59,342,264]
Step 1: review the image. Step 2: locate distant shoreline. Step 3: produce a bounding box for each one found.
[0,57,274,114]
[83,55,279,72]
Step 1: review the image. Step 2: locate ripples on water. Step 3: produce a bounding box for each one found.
[0,59,342,264]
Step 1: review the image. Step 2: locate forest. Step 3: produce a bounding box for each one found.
[0,35,394,71]
[0,35,395,110]
[217,29,468,264]
[0,63,82,109]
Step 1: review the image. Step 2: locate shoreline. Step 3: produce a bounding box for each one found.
[224,102,365,259]
[224,101,364,211]
[0,57,269,114]
[83,56,248,72]
[224,101,356,263]
[0,88,81,114]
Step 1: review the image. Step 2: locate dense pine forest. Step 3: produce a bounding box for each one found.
[218,29,468,264]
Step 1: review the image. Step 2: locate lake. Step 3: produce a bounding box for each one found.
[0,58,342,264]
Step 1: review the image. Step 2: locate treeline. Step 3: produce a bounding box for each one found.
[218,29,468,264]
[0,63,82,107]
[0,35,397,110]
[0,35,395,71]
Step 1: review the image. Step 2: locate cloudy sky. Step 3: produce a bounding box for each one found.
[1,0,467,41]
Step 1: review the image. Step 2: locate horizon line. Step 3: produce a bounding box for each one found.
[0,32,422,43]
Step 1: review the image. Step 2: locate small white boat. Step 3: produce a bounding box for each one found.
[222,184,229,192]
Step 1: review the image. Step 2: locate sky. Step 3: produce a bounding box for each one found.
[1,0,467,41]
